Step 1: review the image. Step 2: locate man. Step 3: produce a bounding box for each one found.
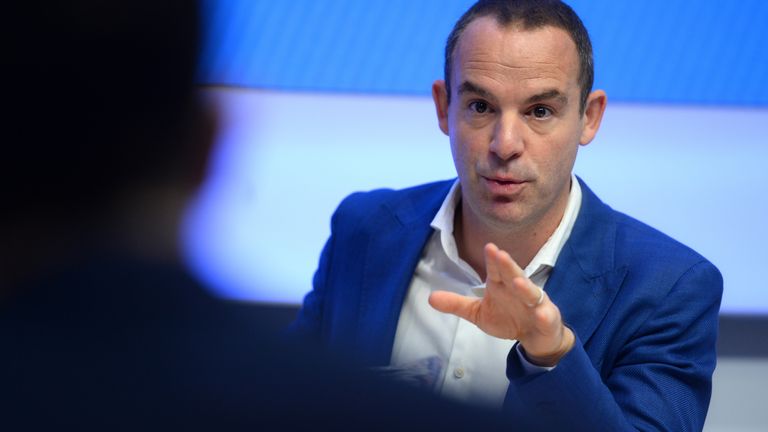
[291,1,723,430]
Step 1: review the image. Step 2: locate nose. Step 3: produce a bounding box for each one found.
[489,113,524,161]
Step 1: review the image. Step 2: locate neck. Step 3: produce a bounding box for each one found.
[1,184,192,294]
[105,184,191,263]
[0,217,86,299]
[455,185,570,281]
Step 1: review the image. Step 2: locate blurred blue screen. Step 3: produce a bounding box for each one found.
[200,0,768,105]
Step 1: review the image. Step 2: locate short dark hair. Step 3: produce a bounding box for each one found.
[444,0,594,113]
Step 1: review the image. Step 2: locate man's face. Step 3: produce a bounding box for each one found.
[433,18,604,233]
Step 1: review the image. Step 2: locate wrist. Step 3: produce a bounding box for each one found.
[521,327,575,367]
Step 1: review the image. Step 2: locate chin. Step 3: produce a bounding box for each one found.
[480,204,531,229]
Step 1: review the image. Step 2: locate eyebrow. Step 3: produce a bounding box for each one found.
[525,89,568,106]
[457,81,495,100]
[457,81,568,106]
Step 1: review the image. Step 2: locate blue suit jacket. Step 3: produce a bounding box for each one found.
[292,178,722,431]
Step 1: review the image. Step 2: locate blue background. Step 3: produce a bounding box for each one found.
[200,0,768,106]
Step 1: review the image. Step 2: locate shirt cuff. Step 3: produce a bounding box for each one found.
[515,342,556,374]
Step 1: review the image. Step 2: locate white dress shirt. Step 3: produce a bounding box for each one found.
[389,175,582,409]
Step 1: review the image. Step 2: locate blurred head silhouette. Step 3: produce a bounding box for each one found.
[0,4,517,430]
[4,0,212,288]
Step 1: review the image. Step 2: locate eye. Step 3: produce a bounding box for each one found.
[530,105,553,119]
[469,100,490,114]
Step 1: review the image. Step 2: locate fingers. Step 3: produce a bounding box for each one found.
[514,277,545,308]
[485,243,545,308]
[484,243,503,284]
[484,243,525,282]
[428,291,480,325]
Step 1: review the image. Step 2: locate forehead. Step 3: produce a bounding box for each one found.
[452,17,580,94]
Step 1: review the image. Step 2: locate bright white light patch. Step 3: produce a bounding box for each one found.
[183,87,768,314]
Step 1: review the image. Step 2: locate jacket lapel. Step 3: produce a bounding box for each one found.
[355,181,454,365]
[545,178,627,347]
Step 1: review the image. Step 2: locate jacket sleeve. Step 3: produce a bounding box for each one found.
[286,190,370,345]
[503,260,723,432]
[285,235,334,342]
[285,201,343,343]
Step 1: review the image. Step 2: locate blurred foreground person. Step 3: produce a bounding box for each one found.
[1,1,508,430]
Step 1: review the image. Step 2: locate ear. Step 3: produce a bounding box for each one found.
[432,80,450,136]
[579,89,607,146]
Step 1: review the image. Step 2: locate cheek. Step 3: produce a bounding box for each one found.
[541,143,578,184]
[450,130,475,162]
[449,137,469,173]
[530,133,578,173]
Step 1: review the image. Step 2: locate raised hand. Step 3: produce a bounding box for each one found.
[428,243,574,366]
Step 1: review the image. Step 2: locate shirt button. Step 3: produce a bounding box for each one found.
[453,367,465,379]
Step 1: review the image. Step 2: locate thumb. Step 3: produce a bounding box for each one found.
[428,291,480,324]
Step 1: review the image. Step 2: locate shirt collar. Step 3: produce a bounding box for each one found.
[430,180,463,270]
[528,175,582,275]
[430,175,582,278]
